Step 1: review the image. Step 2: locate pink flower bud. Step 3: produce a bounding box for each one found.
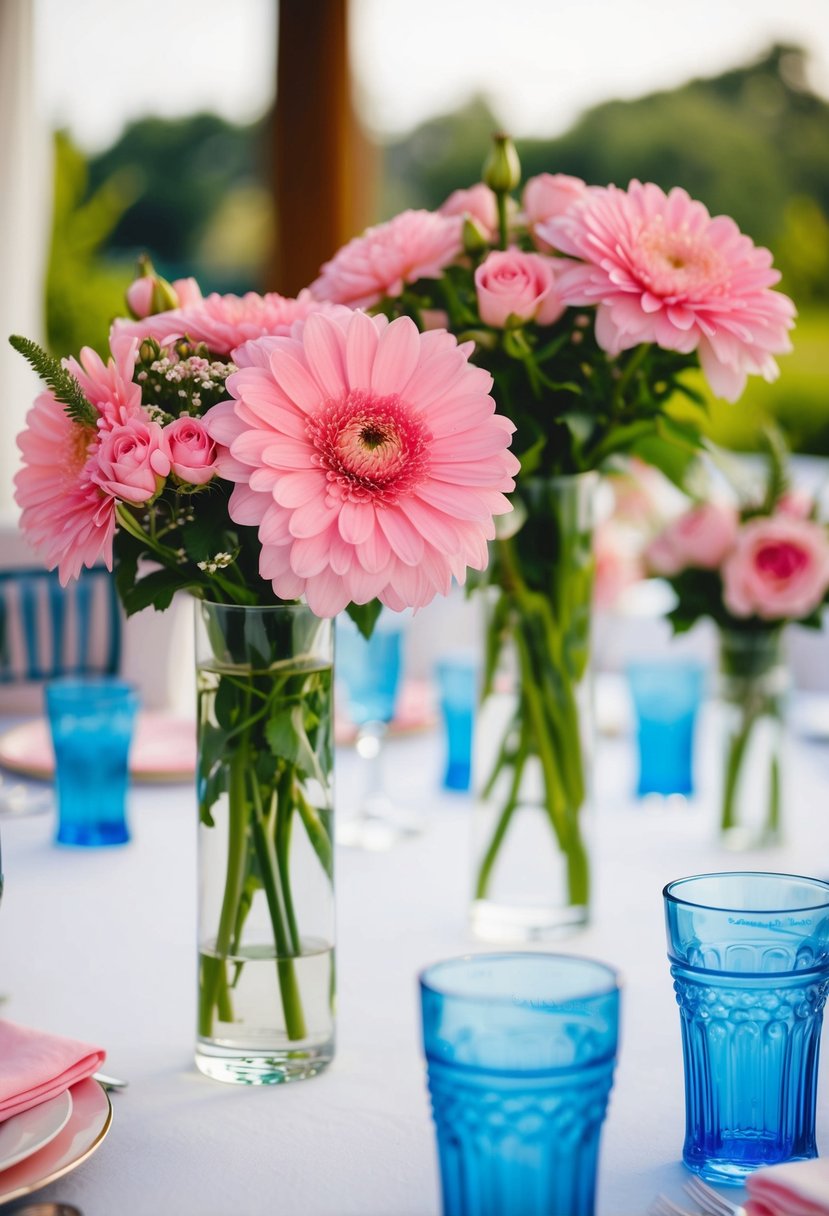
[125,277,155,320]
[523,174,587,250]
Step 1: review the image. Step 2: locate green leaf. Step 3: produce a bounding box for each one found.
[9,334,97,427]
[628,432,700,491]
[344,599,382,640]
[120,566,202,616]
[265,705,322,783]
[515,433,546,478]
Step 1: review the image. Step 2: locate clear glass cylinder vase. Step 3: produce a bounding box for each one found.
[471,473,596,942]
[194,601,335,1083]
[718,627,787,850]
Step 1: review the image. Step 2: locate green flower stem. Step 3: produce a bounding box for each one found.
[198,736,251,1038]
[250,804,308,1042]
[474,509,592,912]
[296,788,334,881]
[474,727,528,900]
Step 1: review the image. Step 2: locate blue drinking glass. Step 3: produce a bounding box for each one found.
[627,659,705,797]
[336,612,414,847]
[336,613,402,727]
[435,655,477,792]
[664,871,829,1186]
[46,677,138,846]
[420,952,621,1216]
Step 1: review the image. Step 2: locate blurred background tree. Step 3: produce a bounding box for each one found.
[48,42,828,454]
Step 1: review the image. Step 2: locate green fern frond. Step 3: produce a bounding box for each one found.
[9,334,97,427]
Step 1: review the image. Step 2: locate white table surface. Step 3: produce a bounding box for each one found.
[3,687,829,1216]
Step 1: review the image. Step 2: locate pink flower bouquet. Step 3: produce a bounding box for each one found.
[9,265,519,1079]
[308,133,795,927]
[646,437,829,845]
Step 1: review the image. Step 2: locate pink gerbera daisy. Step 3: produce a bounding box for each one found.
[309,210,463,309]
[541,181,796,402]
[204,308,519,617]
[14,346,144,583]
[111,289,326,359]
[14,393,116,584]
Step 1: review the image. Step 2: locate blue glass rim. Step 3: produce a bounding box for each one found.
[663,871,829,915]
[45,676,138,703]
[419,951,621,1004]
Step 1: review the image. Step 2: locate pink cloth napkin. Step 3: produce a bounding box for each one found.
[0,1019,105,1121]
[745,1159,829,1216]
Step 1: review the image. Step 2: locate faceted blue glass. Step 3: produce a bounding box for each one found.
[420,953,620,1216]
[664,871,829,1185]
[336,614,402,726]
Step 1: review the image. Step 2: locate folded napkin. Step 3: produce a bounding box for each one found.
[0,1018,105,1121]
[745,1158,829,1216]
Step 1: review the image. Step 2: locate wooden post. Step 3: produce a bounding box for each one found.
[269,0,375,296]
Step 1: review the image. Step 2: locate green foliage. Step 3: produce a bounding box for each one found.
[87,112,267,292]
[47,132,137,356]
[7,334,96,426]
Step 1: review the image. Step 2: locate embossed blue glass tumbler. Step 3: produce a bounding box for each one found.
[420,953,621,1216]
[627,659,705,797]
[46,677,138,846]
[664,872,829,1186]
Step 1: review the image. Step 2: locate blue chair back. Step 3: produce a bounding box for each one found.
[0,566,121,684]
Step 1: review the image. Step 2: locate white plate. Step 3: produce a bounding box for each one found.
[0,1079,111,1205]
[0,1090,73,1173]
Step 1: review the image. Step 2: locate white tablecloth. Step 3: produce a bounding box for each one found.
[3,693,829,1216]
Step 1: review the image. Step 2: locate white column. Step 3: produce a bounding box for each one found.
[0,0,51,518]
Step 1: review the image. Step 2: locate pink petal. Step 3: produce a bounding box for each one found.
[302,313,347,399]
[228,483,269,525]
[344,563,388,604]
[273,469,325,508]
[371,316,421,396]
[377,507,425,565]
[397,495,461,555]
[355,525,392,573]
[414,480,490,521]
[304,566,351,617]
[290,529,337,578]
[345,311,380,389]
[288,497,340,539]
[262,437,314,470]
[204,400,245,445]
[259,503,292,545]
[269,351,324,414]
[337,499,376,545]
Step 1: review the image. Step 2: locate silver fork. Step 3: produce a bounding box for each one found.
[650,1177,745,1216]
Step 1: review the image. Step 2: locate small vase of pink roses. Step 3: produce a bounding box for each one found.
[647,435,829,848]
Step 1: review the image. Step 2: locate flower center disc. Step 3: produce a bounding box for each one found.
[637,219,728,298]
[309,389,431,504]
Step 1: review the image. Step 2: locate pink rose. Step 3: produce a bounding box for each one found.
[723,516,829,620]
[522,173,587,250]
[91,417,171,504]
[165,416,218,485]
[646,502,738,576]
[474,249,564,328]
[439,183,499,238]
